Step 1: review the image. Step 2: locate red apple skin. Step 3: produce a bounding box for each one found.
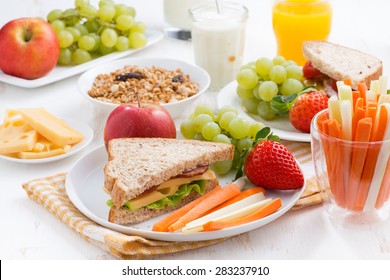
[0,18,60,79]
[104,104,177,146]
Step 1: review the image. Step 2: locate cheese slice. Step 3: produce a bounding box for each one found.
[0,116,38,154]
[125,169,216,210]
[16,148,65,159]
[18,108,83,146]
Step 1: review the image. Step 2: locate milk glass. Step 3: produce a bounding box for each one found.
[163,0,210,40]
[190,2,248,90]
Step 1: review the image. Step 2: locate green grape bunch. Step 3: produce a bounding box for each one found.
[47,0,147,65]
[180,104,266,175]
[236,55,305,120]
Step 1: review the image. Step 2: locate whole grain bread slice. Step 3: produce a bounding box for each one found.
[302,40,382,89]
[104,138,234,207]
[108,178,218,225]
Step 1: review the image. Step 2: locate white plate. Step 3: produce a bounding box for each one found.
[0,28,163,88]
[218,81,311,142]
[65,145,306,242]
[0,118,93,164]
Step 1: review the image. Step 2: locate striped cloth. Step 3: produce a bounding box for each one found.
[22,141,321,259]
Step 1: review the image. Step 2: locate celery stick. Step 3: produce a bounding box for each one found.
[328,95,342,125]
[341,100,352,140]
[366,90,377,103]
[370,80,380,94]
[339,85,352,101]
[364,104,390,211]
[379,76,387,95]
[378,94,390,105]
[336,80,345,93]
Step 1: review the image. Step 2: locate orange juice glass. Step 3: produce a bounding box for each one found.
[272,0,332,65]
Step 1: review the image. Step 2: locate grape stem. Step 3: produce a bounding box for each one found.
[56,9,117,33]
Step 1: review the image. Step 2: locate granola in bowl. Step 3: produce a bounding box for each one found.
[77,57,210,118]
[87,65,200,105]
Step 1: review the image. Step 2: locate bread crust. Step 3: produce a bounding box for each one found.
[104,138,234,207]
[108,178,219,225]
[303,40,382,89]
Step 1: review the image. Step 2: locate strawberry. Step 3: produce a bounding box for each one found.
[289,90,328,133]
[235,127,304,190]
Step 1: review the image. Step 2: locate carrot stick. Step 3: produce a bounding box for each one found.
[352,91,360,112]
[206,187,265,214]
[355,98,364,111]
[327,119,346,207]
[347,117,372,210]
[168,183,241,232]
[352,107,365,141]
[152,185,222,232]
[343,78,352,87]
[316,111,329,133]
[362,105,390,210]
[371,105,388,142]
[319,119,340,200]
[354,109,387,211]
[357,83,367,99]
[203,198,282,231]
[365,105,377,125]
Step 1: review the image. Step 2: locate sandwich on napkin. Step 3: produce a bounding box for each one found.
[104,138,234,225]
[302,40,383,93]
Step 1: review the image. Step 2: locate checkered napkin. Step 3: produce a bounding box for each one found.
[22,141,322,259]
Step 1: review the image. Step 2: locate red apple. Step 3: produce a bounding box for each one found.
[0,18,59,79]
[104,104,177,146]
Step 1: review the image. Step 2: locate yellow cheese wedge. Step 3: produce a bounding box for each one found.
[126,169,216,210]
[18,108,83,147]
[0,120,38,154]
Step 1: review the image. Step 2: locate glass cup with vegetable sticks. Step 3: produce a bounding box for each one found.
[311,76,390,224]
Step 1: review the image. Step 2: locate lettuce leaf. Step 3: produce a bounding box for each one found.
[146,180,206,210]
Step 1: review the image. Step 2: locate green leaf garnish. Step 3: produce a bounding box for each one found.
[270,86,316,114]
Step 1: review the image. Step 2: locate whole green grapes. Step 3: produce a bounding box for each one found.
[179,104,266,175]
[46,0,148,65]
[236,55,304,119]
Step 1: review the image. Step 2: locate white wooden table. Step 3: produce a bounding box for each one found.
[1,0,390,259]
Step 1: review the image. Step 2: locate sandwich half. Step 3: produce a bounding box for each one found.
[302,40,382,90]
[104,138,234,225]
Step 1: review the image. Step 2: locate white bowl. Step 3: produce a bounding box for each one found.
[77,57,210,118]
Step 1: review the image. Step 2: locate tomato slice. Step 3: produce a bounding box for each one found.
[302,61,327,79]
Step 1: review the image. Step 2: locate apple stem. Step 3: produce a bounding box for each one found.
[25,28,32,42]
[136,92,141,108]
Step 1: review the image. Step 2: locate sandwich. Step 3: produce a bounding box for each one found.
[302,41,383,93]
[104,138,234,225]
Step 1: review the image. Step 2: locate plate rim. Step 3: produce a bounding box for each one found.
[0,117,93,164]
[65,144,306,242]
[217,81,311,143]
[0,28,164,88]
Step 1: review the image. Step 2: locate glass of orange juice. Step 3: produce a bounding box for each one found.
[272,0,332,65]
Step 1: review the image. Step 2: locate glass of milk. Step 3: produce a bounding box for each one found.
[190,1,248,90]
[164,0,211,40]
